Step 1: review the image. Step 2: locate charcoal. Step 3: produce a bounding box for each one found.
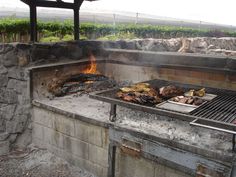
[47,72,117,97]
[63,82,81,87]
[65,73,109,82]
[54,79,116,97]
[86,80,116,92]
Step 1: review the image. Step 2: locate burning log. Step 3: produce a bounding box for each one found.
[65,73,109,82]
[48,73,116,97]
[47,53,117,97]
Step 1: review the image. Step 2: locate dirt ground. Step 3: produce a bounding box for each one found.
[0,147,96,177]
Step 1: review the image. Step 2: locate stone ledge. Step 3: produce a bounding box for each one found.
[32,100,111,128]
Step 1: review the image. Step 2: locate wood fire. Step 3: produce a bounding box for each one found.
[82,54,99,74]
[47,54,116,97]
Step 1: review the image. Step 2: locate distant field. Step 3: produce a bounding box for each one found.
[1,8,236,31]
[1,18,236,43]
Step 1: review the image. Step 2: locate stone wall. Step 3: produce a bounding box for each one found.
[0,41,104,151]
[105,37,236,56]
[0,43,31,152]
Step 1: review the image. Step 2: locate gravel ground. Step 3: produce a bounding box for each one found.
[0,147,96,177]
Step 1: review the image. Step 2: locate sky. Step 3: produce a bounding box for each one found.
[1,0,235,26]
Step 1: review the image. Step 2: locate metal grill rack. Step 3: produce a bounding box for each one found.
[190,95,236,123]
[90,79,236,151]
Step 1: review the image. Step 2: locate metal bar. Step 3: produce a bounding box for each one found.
[233,135,236,152]
[192,96,229,117]
[219,105,236,122]
[190,99,219,115]
[192,95,236,123]
[226,114,236,124]
[107,143,116,177]
[193,96,228,117]
[110,104,117,122]
[212,96,236,121]
[190,119,236,134]
[29,0,37,42]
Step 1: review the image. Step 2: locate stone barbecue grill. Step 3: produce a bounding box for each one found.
[5,3,236,176]
[27,44,236,177]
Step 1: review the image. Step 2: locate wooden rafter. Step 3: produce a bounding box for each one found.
[20,0,30,5]
[34,0,75,9]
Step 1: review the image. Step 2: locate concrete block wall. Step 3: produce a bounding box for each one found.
[32,106,193,177]
[117,153,191,177]
[32,107,109,177]
[107,50,236,91]
[157,68,236,90]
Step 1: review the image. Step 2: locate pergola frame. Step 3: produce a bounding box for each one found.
[20,0,93,42]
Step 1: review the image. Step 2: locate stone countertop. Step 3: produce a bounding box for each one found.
[32,94,235,163]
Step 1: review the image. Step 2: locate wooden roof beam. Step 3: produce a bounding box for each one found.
[20,0,30,5]
[34,0,75,9]
[74,0,84,9]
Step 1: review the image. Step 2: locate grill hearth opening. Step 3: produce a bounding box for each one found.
[38,54,118,98]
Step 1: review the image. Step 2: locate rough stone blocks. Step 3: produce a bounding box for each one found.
[0,140,9,155]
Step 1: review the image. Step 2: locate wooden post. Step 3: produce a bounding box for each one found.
[29,0,37,42]
[74,0,84,40]
[20,0,86,41]
[74,8,79,40]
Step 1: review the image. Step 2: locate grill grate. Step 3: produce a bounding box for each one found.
[190,94,236,124]
[90,79,236,151]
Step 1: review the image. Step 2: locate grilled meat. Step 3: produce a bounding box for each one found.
[193,97,204,106]
[120,83,151,93]
[185,88,206,97]
[171,96,204,106]
[194,88,205,97]
[117,83,162,106]
[159,85,184,98]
